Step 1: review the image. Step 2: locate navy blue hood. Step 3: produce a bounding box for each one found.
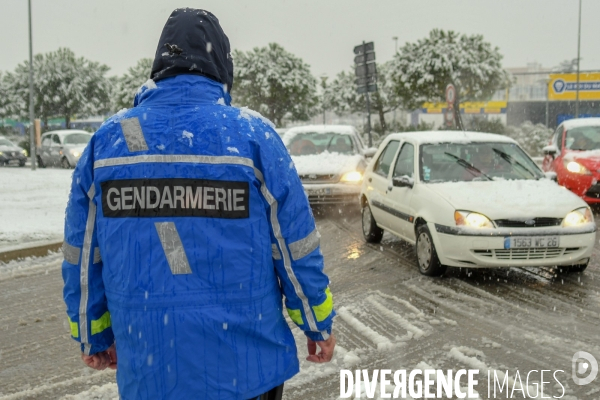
[150,8,234,92]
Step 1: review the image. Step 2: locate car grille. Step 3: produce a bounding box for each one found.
[473,247,580,260]
[585,184,600,198]
[300,174,339,184]
[307,193,358,204]
[494,218,562,228]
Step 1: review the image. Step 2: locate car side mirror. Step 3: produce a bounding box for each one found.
[544,171,558,182]
[362,147,377,158]
[543,145,558,157]
[392,175,414,189]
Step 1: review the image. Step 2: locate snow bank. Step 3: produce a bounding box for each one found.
[0,168,72,249]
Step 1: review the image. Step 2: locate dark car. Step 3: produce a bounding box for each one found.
[0,137,27,167]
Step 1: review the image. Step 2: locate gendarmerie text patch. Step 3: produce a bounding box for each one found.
[101,178,249,218]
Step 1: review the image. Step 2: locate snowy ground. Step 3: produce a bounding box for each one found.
[0,167,72,249]
[1,170,600,399]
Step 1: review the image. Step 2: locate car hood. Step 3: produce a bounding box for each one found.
[0,145,22,152]
[563,150,600,171]
[64,144,88,151]
[291,153,364,176]
[425,179,587,219]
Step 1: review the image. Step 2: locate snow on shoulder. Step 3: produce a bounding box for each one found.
[238,107,275,129]
[136,79,157,95]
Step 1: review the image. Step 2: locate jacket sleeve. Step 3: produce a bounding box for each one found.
[61,137,114,355]
[255,128,336,342]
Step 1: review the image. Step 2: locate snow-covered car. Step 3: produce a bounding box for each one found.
[360,131,596,276]
[0,137,27,167]
[282,125,376,204]
[38,130,92,169]
[542,118,600,204]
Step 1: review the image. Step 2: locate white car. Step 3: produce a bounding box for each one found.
[282,125,376,204]
[360,131,596,276]
[38,130,92,169]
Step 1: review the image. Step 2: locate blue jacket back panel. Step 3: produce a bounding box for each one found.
[61,75,335,400]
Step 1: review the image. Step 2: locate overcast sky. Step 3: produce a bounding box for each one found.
[1,0,598,79]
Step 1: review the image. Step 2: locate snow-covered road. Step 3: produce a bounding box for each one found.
[1,201,600,398]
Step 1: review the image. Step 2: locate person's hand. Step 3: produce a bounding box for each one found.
[306,333,336,363]
[81,344,117,370]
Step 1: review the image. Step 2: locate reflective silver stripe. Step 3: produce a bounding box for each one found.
[320,330,330,341]
[91,153,319,331]
[289,228,320,261]
[120,117,148,152]
[93,247,102,264]
[258,172,318,331]
[79,184,96,355]
[93,154,255,170]
[272,243,282,260]
[155,222,192,275]
[62,242,81,265]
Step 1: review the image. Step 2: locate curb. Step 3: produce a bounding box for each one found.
[0,240,63,263]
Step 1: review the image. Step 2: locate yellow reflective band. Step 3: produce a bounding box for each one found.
[91,311,111,335]
[287,308,303,326]
[312,287,333,322]
[68,317,79,338]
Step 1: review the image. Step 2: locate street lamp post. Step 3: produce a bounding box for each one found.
[575,0,582,118]
[392,37,398,128]
[392,36,398,53]
[28,0,36,170]
[320,74,327,125]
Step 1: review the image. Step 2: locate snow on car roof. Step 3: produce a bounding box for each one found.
[561,118,600,129]
[385,130,517,145]
[282,125,358,146]
[42,130,90,137]
[284,125,357,135]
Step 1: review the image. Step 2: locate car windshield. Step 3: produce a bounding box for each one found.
[63,133,91,145]
[286,132,355,156]
[420,142,544,183]
[564,126,600,151]
[0,139,16,146]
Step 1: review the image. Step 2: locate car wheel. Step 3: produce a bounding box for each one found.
[362,203,383,243]
[415,224,446,276]
[37,156,46,168]
[19,160,26,167]
[61,157,71,169]
[569,262,588,273]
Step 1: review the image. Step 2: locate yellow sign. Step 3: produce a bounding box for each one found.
[548,73,600,101]
[422,101,507,114]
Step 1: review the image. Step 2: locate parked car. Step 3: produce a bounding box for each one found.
[282,125,376,204]
[361,131,596,276]
[37,130,92,169]
[0,137,27,167]
[542,118,600,203]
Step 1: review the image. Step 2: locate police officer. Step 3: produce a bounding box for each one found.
[62,8,335,399]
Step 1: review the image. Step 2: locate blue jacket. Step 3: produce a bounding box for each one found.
[61,75,335,399]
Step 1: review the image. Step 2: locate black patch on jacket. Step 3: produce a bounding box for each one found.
[101,179,249,219]
[151,8,234,92]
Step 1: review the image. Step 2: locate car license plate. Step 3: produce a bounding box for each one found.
[504,236,560,249]
[306,188,331,196]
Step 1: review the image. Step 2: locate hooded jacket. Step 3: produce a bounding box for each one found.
[62,8,334,400]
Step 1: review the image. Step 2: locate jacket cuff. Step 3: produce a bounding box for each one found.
[304,326,332,342]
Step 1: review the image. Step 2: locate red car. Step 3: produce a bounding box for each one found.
[542,118,600,203]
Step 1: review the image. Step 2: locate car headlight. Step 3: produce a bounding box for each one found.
[0,151,3,156]
[454,210,494,229]
[562,207,593,227]
[21,149,27,155]
[70,150,80,157]
[564,160,591,175]
[340,171,363,183]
